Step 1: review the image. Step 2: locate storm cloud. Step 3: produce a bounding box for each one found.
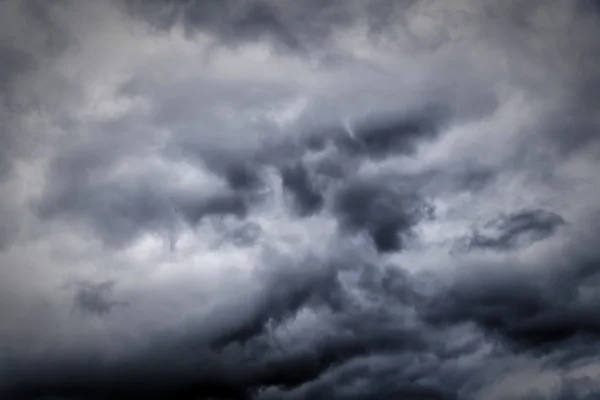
[1,0,600,399]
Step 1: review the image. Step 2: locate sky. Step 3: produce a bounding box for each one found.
[1,0,600,399]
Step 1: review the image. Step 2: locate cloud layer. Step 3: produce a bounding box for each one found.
[1,0,600,399]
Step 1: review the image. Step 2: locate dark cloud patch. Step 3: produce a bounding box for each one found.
[543,107,600,156]
[72,281,126,317]
[122,0,356,53]
[15,0,71,54]
[416,166,498,197]
[35,147,254,247]
[251,273,482,400]
[0,352,254,400]
[224,2,303,51]
[0,255,332,398]
[280,162,324,216]
[176,192,248,226]
[301,126,343,153]
[207,254,345,351]
[7,226,600,399]
[224,161,264,192]
[456,168,496,192]
[425,249,600,352]
[0,254,469,400]
[37,174,173,247]
[293,107,450,162]
[31,103,446,250]
[465,209,565,251]
[546,377,599,400]
[333,179,433,253]
[0,201,20,251]
[0,220,15,251]
[0,44,32,98]
[312,154,355,181]
[349,109,445,158]
[122,0,302,52]
[271,366,462,400]
[0,43,36,180]
[581,0,600,15]
[122,0,477,58]
[221,221,262,247]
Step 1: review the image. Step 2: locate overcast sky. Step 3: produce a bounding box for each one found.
[1,0,600,399]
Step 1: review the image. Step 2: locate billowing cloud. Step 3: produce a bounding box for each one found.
[1,0,599,399]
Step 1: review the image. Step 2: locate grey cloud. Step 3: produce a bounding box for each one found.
[348,107,448,158]
[501,376,600,400]
[257,355,467,400]
[0,43,32,180]
[0,249,470,400]
[32,90,449,249]
[36,175,251,248]
[2,0,600,399]
[64,83,452,247]
[292,106,450,163]
[426,241,600,352]
[223,161,264,192]
[464,209,566,251]
[122,0,481,59]
[122,0,349,53]
[33,137,255,247]
[221,221,262,247]
[333,178,433,253]
[0,201,19,251]
[72,280,127,317]
[0,0,71,171]
[177,192,249,225]
[0,44,32,98]
[280,162,324,216]
[0,0,75,254]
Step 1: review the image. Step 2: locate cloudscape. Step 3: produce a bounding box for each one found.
[1,0,600,399]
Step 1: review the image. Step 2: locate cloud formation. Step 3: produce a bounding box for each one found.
[1,0,600,399]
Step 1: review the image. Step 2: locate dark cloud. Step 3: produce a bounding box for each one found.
[121,0,350,53]
[121,0,482,58]
[0,44,31,97]
[297,106,450,162]
[0,43,32,180]
[223,161,264,192]
[72,281,126,317]
[226,222,262,247]
[2,0,600,399]
[547,377,600,400]
[0,253,473,400]
[348,108,446,158]
[0,0,71,175]
[36,176,252,247]
[7,243,600,399]
[425,246,600,353]
[177,192,249,225]
[333,179,433,253]
[280,162,324,216]
[31,92,446,250]
[464,209,565,251]
[217,1,303,51]
[33,140,256,247]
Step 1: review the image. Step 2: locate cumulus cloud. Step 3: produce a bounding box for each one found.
[1,0,599,399]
